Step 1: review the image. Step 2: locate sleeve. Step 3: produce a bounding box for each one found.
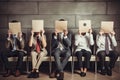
[74,34,79,46]
[63,33,71,47]
[5,37,12,49]
[89,33,94,45]
[96,34,102,47]
[51,33,59,50]
[110,35,117,47]
[17,37,25,49]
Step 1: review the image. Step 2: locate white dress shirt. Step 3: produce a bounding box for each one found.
[96,34,117,54]
[74,33,94,53]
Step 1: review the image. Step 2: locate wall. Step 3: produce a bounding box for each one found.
[0,0,120,53]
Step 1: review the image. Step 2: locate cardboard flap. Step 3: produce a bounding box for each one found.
[55,21,67,32]
[79,20,91,33]
[9,22,21,34]
[101,21,114,33]
[32,20,44,32]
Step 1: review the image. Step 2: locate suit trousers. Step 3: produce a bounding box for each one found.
[75,50,91,69]
[52,48,71,72]
[31,49,47,70]
[1,50,25,71]
[97,51,119,69]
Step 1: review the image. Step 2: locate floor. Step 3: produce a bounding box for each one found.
[0,70,120,80]
[0,62,120,80]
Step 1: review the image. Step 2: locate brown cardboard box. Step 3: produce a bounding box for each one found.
[32,20,44,32]
[9,22,21,34]
[101,21,114,33]
[55,21,67,32]
[79,20,91,33]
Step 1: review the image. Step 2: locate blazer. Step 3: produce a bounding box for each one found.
[51,32,71,51]
[5,33,26,53]
[30,35,46,52]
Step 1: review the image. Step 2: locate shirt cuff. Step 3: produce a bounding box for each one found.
[54,36,57,39]
[19,38,22,41]
[7,38,11,41]
[64,36,67,39]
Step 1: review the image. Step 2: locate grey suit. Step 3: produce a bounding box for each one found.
[51,32,71,72]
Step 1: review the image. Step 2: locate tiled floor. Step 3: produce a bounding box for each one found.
[0,71,120,80]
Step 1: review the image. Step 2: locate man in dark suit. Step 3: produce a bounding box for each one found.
[50,28,71,80]
[1,30,26,77]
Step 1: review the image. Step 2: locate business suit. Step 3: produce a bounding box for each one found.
[51,32,71,73]
[1,33,26,76]
[96,33,119,76]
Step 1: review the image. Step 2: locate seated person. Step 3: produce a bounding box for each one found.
[74,29,94,77]
[50,29,71,80]
[96,30,119,76]
[28,30,47,78]
[1,30,26,77]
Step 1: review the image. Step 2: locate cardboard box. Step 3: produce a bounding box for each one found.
[79,20,91,33]
[55,21,67,32]
[9,22,21,34]
[32,20,44,32]
[101,21,114,33]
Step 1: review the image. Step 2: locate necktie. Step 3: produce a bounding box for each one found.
[13,36,16,51]
[105,34,109,55]
[36,38,40,53]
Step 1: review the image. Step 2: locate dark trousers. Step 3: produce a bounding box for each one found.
[1,50,25,71]
[75,50,91,69]
[97,51,119,69]
[52,48,71,72]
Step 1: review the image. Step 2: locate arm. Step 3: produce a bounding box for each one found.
[41,34,47,48]
[74,34,79,46]
[29,30,34,47]
[109,32,117,47]
[86,33,94,46]
[63,33,71,47]
[51,33,59,49]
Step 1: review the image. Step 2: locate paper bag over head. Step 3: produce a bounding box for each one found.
[55,21,67,33]
[9,22,21,35]
[79,20,91,33]
[32,20,44,32]
[101,21,114,33]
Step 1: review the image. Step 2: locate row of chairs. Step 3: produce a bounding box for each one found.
[1,32,120,75]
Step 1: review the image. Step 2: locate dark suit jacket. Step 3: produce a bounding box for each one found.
[51,32,72,51]
[5,33,26,53]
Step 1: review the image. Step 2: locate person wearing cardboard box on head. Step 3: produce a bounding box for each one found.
[1,23,26,77]
[50,19,71,80]
[74,29,94,77]
[28,29,47,78]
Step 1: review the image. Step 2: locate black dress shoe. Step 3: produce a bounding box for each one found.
[34,72,39,78]
[50,70,58,78]
[80,72,86,77]
[57,72,64,80]
[14,70,21,77]
[107,67,112,76]
[28,72,34,78]
[3,70,11,77]
[100,67,106,75]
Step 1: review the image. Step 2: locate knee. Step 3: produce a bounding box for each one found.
[18,51,24,57]
[66,52,71,58]
[98,52,106,57]
[76,51,82,57]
